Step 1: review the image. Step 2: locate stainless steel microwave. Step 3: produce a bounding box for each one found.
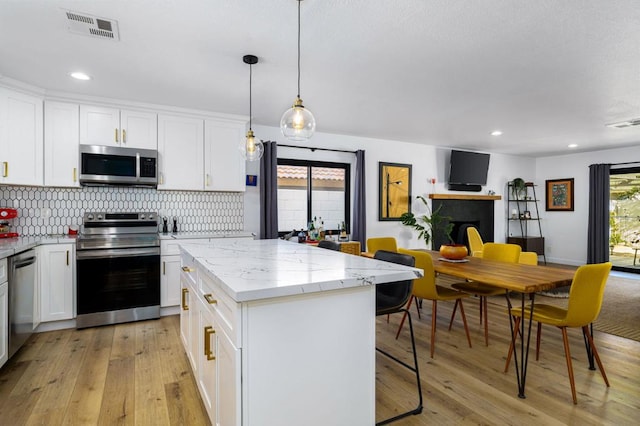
[79,145,158,187]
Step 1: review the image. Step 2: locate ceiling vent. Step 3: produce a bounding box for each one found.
[606,118,640,128]
[64,10,120,41]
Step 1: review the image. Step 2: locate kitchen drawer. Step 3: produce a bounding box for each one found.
[199,271,241,347]
[162,238,208,256]
[180,252,198,287]
[0,258,6,283]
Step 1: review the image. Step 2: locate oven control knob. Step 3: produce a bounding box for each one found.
[140,214,146,220]
[148,214,154,220]
[87,214,94,221]
[97,214,103,220]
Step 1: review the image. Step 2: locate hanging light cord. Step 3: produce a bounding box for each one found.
[297,0,301,98]
[249,63,253,130]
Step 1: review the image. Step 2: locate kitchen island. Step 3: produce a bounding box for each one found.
[179,239,422,426]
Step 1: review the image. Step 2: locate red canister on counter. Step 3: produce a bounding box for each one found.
[0,208,17,219]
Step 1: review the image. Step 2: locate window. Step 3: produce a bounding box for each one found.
[277,159,351,235]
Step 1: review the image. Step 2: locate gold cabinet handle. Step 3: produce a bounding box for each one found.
[181,266,194,272]
[181,288,189,310]
[73,167,77,182]
[2,162,7,177]
[204,293,217,305]
[204,326,216,361]
[159,173,164,185]
[122,128,126,144]
[115,128,119,143]
[206,174,210,187]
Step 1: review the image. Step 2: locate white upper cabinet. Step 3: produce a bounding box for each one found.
[204,120,246,192]
[44,101,80,187]
[0,87,43,186]
[80,105,157,150]
[157,114,204,190]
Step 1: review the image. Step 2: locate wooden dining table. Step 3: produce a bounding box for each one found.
[418,250,576,399]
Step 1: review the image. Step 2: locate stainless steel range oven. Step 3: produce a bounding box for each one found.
[76,212,160,329]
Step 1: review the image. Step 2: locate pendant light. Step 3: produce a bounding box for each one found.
[280,0,316,141]
[240,54,264,161]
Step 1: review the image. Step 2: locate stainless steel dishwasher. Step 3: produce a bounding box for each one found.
[8,249,36,358]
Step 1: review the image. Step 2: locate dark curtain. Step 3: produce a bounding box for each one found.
[351,150,366,249]
[259,141,279,239]
[587,163,610,263]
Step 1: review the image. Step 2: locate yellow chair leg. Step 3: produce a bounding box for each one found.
[560,327,578,404]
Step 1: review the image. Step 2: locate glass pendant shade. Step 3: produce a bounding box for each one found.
[280,96,316,141]
[241,129,264,162]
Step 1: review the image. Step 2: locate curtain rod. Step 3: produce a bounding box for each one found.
[278,144,356,154]
[610,161,640,166]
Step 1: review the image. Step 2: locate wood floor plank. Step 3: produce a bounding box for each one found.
[98,356,135,426]
[133,320,171,424]
[165,377,211,426]
[61,326,114,425]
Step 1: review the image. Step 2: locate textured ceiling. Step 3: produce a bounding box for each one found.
[1,0,640,157]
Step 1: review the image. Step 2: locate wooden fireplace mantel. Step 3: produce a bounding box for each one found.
[429,194,502,201]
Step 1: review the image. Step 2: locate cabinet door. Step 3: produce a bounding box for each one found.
[80,105,120,146]
[0,281,8,368]
[44,101,80,187]
[180,276,191,354]
[161,255,181,307]
[39,244,74,322]
[198,302,218,422]
[217,324,240,426]
[120,109,157,150]
[204,120,246,192]
[0,88,43,185]
[157,114,204,190]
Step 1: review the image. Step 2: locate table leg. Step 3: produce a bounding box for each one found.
[506,292,536,398]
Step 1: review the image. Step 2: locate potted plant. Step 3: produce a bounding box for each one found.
[400,196,467,259]
[511,177,526,200]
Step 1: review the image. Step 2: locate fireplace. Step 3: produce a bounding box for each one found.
[430,195,499,250]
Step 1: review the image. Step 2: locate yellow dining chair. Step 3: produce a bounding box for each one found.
[467,226,484,257]
[396,248,472,358]
[519,251,539,265]
[366,237,398,255]
[504,262,612,404]
[450,242,522,345]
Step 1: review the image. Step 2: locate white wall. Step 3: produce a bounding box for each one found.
[245,125,535,250]
[535,145,639,265]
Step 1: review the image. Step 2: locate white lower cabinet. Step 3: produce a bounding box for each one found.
[181,252,240,425]
[38,244,75,322]
[0,277,8,369]
[161,255,181,307]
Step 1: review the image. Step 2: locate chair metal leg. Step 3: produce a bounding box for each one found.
[376,308,423,425]
[583,325,610,387]
[582,323,596,370]
[560,327,578,404]
[448,300,458,330]
[430,300,437,358]
[394,296,413,340]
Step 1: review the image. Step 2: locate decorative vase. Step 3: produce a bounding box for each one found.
[439,244,468,260]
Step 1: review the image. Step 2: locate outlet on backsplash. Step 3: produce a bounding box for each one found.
[0,186,244,236]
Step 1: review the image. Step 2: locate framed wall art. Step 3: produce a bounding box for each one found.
[545,178,574,211]
[379,162,412,221]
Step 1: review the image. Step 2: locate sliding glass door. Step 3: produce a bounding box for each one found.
[609,166,640,273]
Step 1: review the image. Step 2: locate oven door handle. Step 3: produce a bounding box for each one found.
[76,247,160,259]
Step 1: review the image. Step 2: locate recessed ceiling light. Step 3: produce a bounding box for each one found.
[568,144,578,148]
[491,130,503,136]
[69,71,91,81]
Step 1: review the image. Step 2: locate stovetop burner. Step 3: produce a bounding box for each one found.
[78,211,159,250]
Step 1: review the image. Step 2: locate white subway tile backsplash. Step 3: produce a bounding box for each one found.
[0,186,243,236]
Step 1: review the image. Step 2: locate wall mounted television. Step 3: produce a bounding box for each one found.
[447,150,490,192]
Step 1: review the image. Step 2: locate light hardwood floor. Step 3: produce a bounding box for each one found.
[1,301,638,425]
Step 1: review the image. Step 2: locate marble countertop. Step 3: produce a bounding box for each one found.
[0,235,78,259]
[180,239,423,302]
[159,231,255,240]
